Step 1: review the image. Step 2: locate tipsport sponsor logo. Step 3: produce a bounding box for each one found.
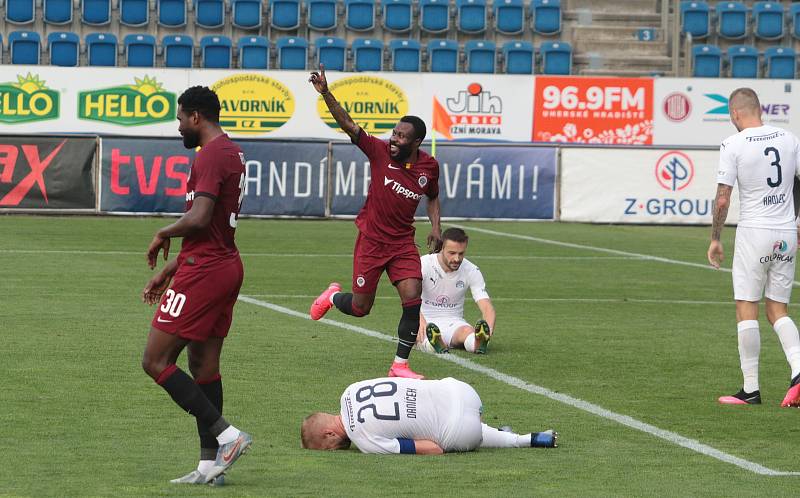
[383,176,422,200]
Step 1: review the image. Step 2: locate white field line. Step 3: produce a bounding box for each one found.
[238,295,799,477]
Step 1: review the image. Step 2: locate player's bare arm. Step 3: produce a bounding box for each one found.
[426,196,442,253]
[147,196,216,268]
[708,183,733,269]
[476,298,496,336]
[309,64,360,142]
[413,440,444,455]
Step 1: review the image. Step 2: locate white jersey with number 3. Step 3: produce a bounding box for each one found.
[420,254,490,320]
[717,125,800,230]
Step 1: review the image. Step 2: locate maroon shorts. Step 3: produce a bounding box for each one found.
[352,232,421,294]
[151,256,244,342]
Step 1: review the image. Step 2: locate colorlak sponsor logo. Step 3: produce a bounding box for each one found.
[624,151,712,217]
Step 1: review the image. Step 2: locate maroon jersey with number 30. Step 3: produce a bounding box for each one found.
[179,134,246,268]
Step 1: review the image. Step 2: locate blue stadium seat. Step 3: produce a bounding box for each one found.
[81,0,111,25]
[753,1,784,40]
[419,0,449,33]
[427,39,457,72]
[86,32,117,66]
[464,40,495,73]
[389,39,420,71]
[680,1,710,39]
[791,3,800,39]
[531,0,560,35]
[48,32,79,66]
[162,35,194,67]
[231,0,262,28]
[276,36,308,69]
[456,0,486,34]
[124,33,156,67]
[345,0,376,31]
[238,36,269,69]
[764,47,796,79]
[382,0,412,32]
[503,40,533,74]
[352,38,382,71]
[270,0,301,29]
[494,0,524,35]
[716,2,747,39]
[120,0,149,26]
[691,43,721,77]
[158,0,187,26]
[306,0,337,30]
[44,0,73,24]
[196,0,225,28]
[10,31,40,64]
[200,35,232,68]
[316,36,346,70]
[540,40,571,75]
[727,45,758,78]
[6,0,35,23]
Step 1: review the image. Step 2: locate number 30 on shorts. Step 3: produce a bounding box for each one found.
[160,289,187,317]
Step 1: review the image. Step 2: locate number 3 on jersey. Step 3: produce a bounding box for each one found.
[229,173,245,228]
[765,147,782,187]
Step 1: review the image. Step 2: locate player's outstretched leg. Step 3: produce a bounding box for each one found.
[426,323,449,354]
[310,282,342,320]
[479,423,558,448]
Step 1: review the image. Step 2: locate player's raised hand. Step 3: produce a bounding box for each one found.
[309,64,329,94]
[142,271,171,305]
[427,231,442,254]
[147,233,170,269]
[707,240,724,269]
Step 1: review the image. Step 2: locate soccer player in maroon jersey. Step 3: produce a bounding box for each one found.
[308,65,442,380]
[140,86,251,485]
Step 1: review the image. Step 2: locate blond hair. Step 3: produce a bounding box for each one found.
[728,88,761,117]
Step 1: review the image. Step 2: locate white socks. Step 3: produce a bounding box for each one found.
[216,425,241,445]
[197,460,215,474]
[393,356,408,364]
[464,334,476,353]
[479,424,529,448]
[773,316,800,379]
[737,320,761,393]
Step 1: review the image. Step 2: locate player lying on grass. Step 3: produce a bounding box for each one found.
[301,377,557,454]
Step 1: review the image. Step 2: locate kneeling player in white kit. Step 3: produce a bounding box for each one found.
[708,87,800,407]
[301,377,557,454]
[415,228,496,354]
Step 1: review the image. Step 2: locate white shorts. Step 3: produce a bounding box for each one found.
[426,317,472,346]
[437,378,483,452]
[732,226,797,303]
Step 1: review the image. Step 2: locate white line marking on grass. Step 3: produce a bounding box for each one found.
[238,295,800,477]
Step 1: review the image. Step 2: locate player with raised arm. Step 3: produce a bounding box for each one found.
[301,376,557,454]
[140,86,251,484]
[415,228,496,354]
[708,87,800,407]
[308,64,442,380]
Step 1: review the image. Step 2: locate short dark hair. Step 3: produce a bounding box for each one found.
[400,115,426,142]
[178,86,221,123]
[442,227,468,244]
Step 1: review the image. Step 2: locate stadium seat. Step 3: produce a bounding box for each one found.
[316,36,346,71]
[200,35,232,68]
[345,0,376,31]
[540,40,571,75]
[231,0,262,28]
[764,46,796,79]
[86,32,117,66]
[502,40,533,74]
[419,0,449,33]
[382,0,412,32]
[44,0,73,24]
[120,0,149,26]
[6,0,35,23]
[691,43,721,77]
[270,0,301,29]
[352,38,382,71]
[276,36,308,69]
[716,2,747,39]
[162,35,194,67]
[306,0,337,30]
[158,0,187,26]
[464,40,495,73]
[531,0,560,35]
[427,39,458,72]
[727,45,758,78]
[456,0,487,34]
[388,39,420,72]
[494,0,524,35]
[10,31,40,64]
[124,33,156,67]
[196,0,225,28]
[791,3,800,39]
[0,34,3,63]
[238,36,269,69]
[680,1,710,39]
[48,32,79,66]
[753,1,784,40]
[81,0,111,25]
